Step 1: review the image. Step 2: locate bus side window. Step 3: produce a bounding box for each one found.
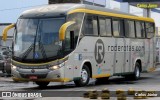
[84,14,98,36]
[125,20,135,38]
[99,17,106,36]
[113,19,124,37]
[105,18,112,36]
[141,22,146,38]
[136,21,142,38]
[113,20,120,37]
[93,16,98,36]
[146,22,154,38]
[99,17,112,37]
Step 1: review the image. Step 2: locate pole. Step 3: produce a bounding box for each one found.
[143,8,151,17]
[147,8,151,17]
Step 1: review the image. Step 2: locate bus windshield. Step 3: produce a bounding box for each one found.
[13,17,65,62]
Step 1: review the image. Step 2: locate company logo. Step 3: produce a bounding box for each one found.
[31,69,35,73]
[2,92,11,97]
[94,39,105,64]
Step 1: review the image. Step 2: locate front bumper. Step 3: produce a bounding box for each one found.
[12,67,70,82]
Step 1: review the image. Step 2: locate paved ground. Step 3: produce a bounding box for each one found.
[0,67,160,100]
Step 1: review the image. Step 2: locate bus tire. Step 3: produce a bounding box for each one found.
[35,82,49,87]
[74,65,90,87]
[131,62,141,80]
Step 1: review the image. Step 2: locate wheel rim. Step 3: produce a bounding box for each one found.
[136,67,140,78]
[81,69,88,83]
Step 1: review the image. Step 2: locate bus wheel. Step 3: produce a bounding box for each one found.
[35,82,50,87]
[131,62,141,80]
[96,77,109,84]
[74,65,90,87]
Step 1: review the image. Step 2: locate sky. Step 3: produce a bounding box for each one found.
[0,0,159,27]
[0,0,48,23]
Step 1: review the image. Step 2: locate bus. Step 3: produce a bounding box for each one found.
[2,4,155,87]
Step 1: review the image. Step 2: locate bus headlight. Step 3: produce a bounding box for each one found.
[12,65,17,70]
[49,65,60,70]
[49,62,65,70]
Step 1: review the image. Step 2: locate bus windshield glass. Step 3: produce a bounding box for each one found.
[13,17,65,62]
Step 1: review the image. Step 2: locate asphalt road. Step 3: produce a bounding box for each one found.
[0,68,160,100]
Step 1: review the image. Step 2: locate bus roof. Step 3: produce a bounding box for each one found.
[20,3,154,22]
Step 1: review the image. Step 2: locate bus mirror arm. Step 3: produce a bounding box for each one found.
[70,31,75,49]
[59,21,75,41]
[2,24,15,41]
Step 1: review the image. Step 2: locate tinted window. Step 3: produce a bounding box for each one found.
[39,18,64,45]
[99,17,106,36]
[126,20,135,38]
[146,23,154,38]
[67,13,84,49]
[141,22,146,38]
[84,15,98,36]
[99,17,112,36]
[135,21,146,38]
[136,21,142,38]
[106,18,112,36]
[113,19,124,37]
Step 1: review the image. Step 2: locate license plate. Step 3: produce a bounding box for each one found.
[29,76,38,80]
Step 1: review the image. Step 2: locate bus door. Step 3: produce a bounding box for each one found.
[124,38,131,72]
[113,19,125,74]
[124,20,135,73]
[114,38,125,74]
[144,39,150,70]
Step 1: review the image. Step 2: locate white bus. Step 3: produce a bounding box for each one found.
[3,4,155,87]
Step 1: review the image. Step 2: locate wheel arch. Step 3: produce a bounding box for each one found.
[135,59,142,72]
[80,60,92,78]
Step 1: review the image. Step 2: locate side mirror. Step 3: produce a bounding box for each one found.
[2,24,15,41]
[59,21,75,41]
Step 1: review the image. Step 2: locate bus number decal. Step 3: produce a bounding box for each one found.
[95,39,105,64]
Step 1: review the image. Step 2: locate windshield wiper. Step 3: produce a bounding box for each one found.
[21,34,37,60]
[38,41,47,59]
[38,34,47,59]
[21,43,34,60]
